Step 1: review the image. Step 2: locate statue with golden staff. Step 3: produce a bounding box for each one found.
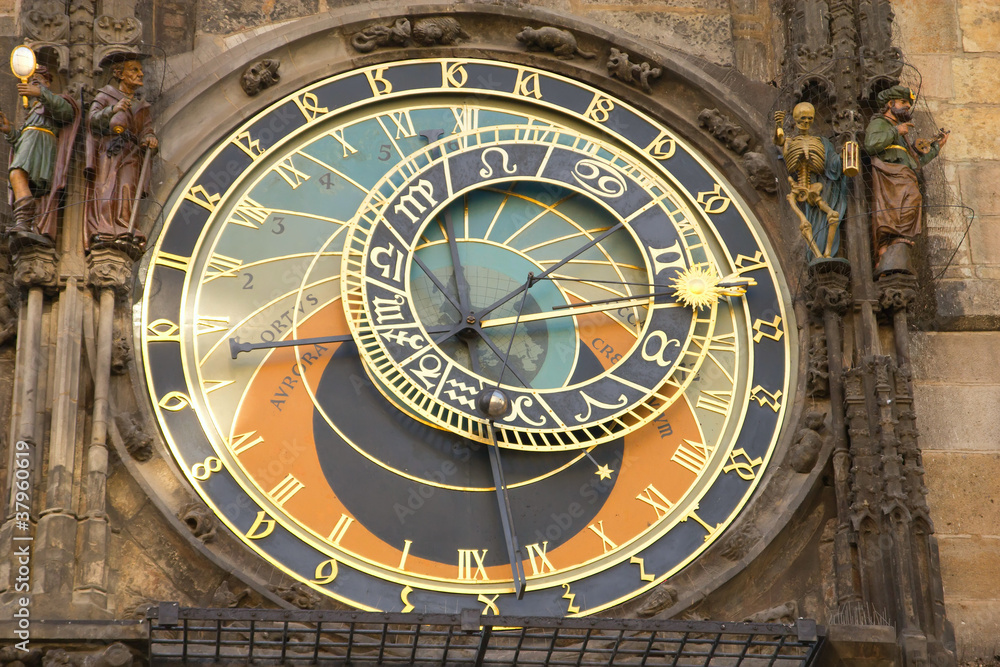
[0,51,80,248]
[773,102,850,260]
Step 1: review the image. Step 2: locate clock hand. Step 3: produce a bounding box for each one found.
[480,292,681,329]
[432,222,626,345]
[229,324,454,358]
[484,405,527,599]
[442,209,473,316]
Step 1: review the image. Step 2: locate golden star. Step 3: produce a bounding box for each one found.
[595,464,614,480]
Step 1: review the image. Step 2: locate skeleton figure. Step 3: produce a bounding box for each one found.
[774,102,848,259]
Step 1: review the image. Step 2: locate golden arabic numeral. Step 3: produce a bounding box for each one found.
[478,594,500,616]
[184,184,221,212]
[312,558,339,585]
[752,316,784,343]
[749,385,783,412]
[630,556,655,582]
[246,510,276,539]
[513,69,542,99]
[292,91,328,120]
[723,448,764,481]
[158,391,191,412]
[146,318,180,342]
[232,130,264,160]
[643,131,676,160]
[365,67,393,96]
[400,586,415,613]
[457,549,489,580]
[190,456,222,481]
[561,584,581,614]
[442,61,469,88]
[584,94,615,123]
[696,184,732,215]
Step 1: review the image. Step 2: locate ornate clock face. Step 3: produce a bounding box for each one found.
[140,59,794,616]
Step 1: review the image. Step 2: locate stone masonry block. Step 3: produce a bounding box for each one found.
[902,54,953,100]
[893,0,961,54]
[911,332,1000,384]
[958,0,1000,53]
[913,384,1000,452]
[923,451,1000,536]
[582,10,734,66]
[945,600,1000,660]
[937,535,1000,601]
[952,56,1000,104]
[929,106,1000,162]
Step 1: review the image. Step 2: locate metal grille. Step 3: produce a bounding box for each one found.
[147,605,825,665]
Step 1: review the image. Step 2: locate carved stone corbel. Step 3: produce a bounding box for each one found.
[93,14,142,74]
[605,48,661,93]
[12,245,59,291]
[86,247,134,296]
[697,108,752,155]
[241,59,280,96]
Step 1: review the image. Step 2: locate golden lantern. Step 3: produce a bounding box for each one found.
[842,139,860,177]
[10,45,36,109]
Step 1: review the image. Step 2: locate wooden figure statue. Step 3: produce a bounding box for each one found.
[774,102,849,260]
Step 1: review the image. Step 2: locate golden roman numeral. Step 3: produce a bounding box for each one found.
[203,379,234,394]
[196,315,230,336]
[226,431,264,455]
[328,514,354,545]
[671,439,713,474]
[329,127,357,158]
[228,196,271,229]
[682,506,720,542]
[385,110,416,138]
[451,105,479,134]
[272,156,309,189]
[155,251,191,272]
[398,540,413,570]
[588,521,617,553]
[696,389,733,416]
[525,541,556,575]
[636,484,674,519]
[204,254,243,280]
[268,474,304,507]
[457,549,489,580]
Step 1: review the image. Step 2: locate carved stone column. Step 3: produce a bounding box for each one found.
[74,249,132,610]
[878,274,957,663]
[807,261,857,607]
[1,248,59,607]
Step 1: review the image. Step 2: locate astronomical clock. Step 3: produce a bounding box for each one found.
[138,58,794,616]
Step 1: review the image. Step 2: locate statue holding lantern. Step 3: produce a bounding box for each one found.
[1,47,81,248]
[773,102,852,261]
[84,51,158,256]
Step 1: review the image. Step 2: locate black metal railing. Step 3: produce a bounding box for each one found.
[146,604,825,665]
